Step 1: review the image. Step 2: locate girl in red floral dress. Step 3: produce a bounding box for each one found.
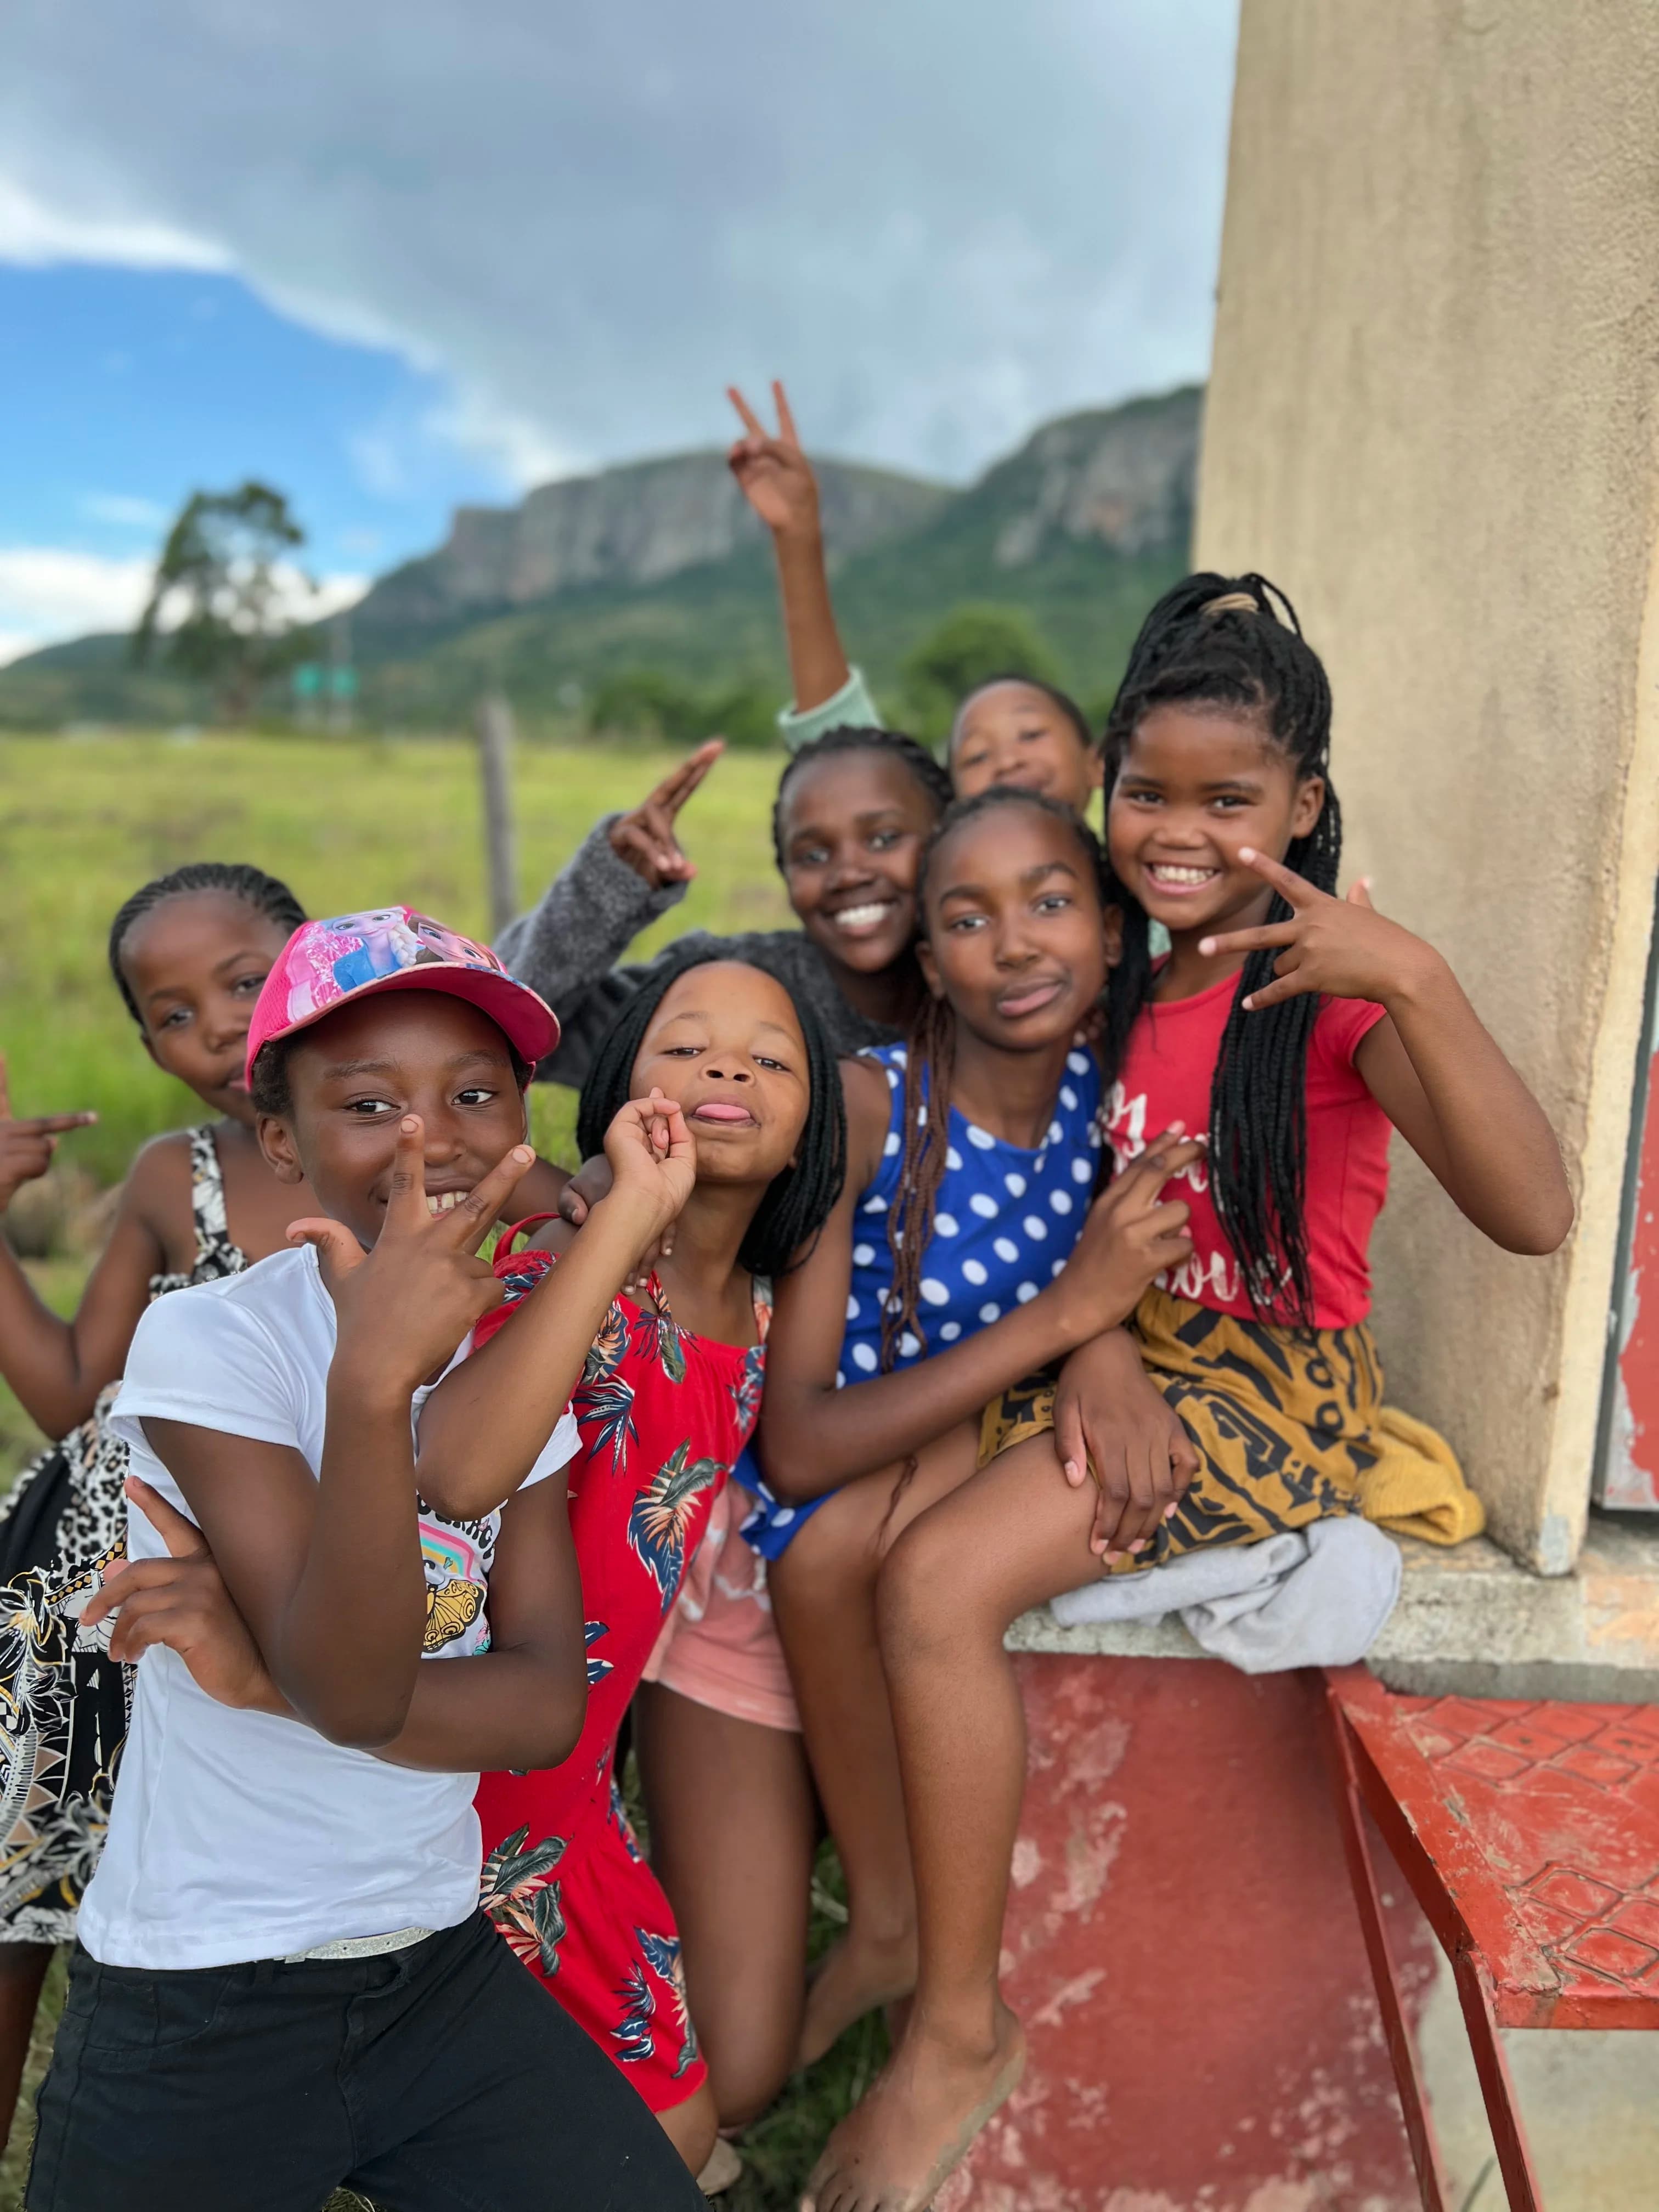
[415,949,846,2175]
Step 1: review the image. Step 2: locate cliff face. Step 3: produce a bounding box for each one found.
[355,452,952,631]
[352,385,1201,634]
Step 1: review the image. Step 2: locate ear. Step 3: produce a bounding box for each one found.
[1290,772,1326,843]
[257,1113,306,1186]
[1101,905,1126,972]
[915,938,946,1001]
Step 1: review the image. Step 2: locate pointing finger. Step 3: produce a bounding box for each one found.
[1237,847,1319,906]
[12,1113,100,1137]
[444,1145,537,1252]
[385,1116,429,1231]
[726,384,765,439]
[125,1475,208,1559]
[1347,877,1376,909]
[772,379,800,444]
[1240,972,1320,1013]
[1197,922,1297,959]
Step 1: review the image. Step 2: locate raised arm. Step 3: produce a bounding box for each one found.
[493,743,722,1015]
[414,1092,696,1520]
[142,1121,536,1747]
[0,1118,174,1440]
[727,381,882,746]
[755,1059,1199,1496]
[1200,853,1574,1255]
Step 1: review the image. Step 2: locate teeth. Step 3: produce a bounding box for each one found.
[426,1191,466,1215]
[832,902,893,930]
[1150,865,1218,885]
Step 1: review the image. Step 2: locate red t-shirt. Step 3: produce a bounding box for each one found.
[1103,970,1391,1328]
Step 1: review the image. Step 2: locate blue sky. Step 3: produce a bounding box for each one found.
[0,0,1238,662]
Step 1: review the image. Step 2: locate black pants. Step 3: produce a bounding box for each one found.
[27,1914,705,2210]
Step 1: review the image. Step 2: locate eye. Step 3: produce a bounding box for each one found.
[454,1086,499,1107]
[867,830,901,851]
[343,1096,398,1119]
[231,973,267,998]
[659,1045,702,1059]
[755,1053,791,1073]
[1034,892,1074,913]
[791,843,830,868]
[945,912,988,934]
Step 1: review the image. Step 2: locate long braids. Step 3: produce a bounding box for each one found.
[575,944,847,1279]
[1104,572,1339,1325]
[771,724,953,868]
[108,862,307,1025]
[881,787,1108,1372]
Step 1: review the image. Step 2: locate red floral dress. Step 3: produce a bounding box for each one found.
[472,1235,766,2114]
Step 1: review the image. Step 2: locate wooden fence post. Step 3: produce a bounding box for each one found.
[475,690,518,941]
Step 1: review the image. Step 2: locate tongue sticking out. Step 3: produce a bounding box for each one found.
[694,1102,755,1124]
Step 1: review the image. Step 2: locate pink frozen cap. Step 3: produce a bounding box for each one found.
[244,907,558,1087]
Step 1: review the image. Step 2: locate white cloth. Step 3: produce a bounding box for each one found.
[1048,1515,1401,1673]
[80,1245,579,1971]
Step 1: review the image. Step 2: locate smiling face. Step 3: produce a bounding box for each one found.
[949,681,1102,812]
[776,751,939,979]
[629,963,809,1188]
[1108,703,1325,940]
[120,891,296,1126]
[258,992,528,1249]
[918,803,1109,1052]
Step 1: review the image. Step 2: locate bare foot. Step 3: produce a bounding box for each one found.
[798,1927,917,2068]
[801,2004,1024,2212]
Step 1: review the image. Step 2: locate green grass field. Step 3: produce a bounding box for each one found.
[0,730,873,2209]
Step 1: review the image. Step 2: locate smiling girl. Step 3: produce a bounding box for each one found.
[801,575,1573,2212]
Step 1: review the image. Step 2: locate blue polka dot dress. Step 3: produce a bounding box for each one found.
[739,1041,1103,1558]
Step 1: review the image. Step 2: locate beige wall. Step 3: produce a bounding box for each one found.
[1195,2,1659,1570]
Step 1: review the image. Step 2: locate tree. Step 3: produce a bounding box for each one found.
[132,482,311,721]
[899,602,1063,741]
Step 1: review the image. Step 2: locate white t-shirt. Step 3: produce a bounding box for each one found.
[79,1244,579,1971]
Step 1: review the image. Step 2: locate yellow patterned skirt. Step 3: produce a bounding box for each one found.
[979,1287,1484,1570]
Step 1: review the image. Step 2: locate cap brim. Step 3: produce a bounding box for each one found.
[247,963,559,1086]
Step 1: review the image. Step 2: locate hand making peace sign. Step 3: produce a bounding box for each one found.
[1199,849,1433,1012]
[608,740,725,891]
[726,380,821,541]
[0,1053,98,1210]
[286,1116,537,1398]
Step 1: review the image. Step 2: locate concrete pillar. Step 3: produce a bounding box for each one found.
[1193,2,1659,1570]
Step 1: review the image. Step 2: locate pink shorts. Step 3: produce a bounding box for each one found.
[640,1483,801,1734]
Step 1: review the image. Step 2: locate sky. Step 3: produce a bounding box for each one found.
[0,0,1238,664]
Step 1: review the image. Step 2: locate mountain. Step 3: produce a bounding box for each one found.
[0,385,1200,733]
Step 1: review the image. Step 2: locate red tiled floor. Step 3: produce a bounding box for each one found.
[1528,1866,1623,1922]
[1562,1927,1659,1983]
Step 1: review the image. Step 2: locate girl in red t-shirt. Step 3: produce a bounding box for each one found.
[804,574,1575,2212]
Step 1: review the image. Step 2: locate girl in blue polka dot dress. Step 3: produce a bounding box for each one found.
[753,787,1197,2070]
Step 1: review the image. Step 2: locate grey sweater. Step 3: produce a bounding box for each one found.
[494,815,903,1090]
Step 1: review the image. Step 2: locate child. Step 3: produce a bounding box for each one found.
[752,787,1197,2070]
[802,576,1575,2212]
[411,949,846,2171]
[27,910,702,2211]
[496,723,952,1082]
[0,862,312,2134]
[726,381,1104,813]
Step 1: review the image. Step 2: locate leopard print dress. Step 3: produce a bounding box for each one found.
[0,1128,245,1944]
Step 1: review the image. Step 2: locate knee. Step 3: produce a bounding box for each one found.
[661,2083,719,2177]
[876,1509,984,1666]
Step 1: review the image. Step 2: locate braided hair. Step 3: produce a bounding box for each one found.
[950,674,1098,761]
[880,787,1108,1372]
[575,945,847,1280]
[771,725,953,870]
[1104,572,1339,1325]
[108,862,307,1026]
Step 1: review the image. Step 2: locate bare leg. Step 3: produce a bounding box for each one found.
[656,2077,719,2174]
[634,1681,817,2126]
[0,1943,52,2151]
[805,1434,1098,2212]
[768,1425,980,2067]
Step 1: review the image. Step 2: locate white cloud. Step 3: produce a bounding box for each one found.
[0,550,366,665]
[0,0,1238,487]
[80,493,172,530]
[0,176,227,272]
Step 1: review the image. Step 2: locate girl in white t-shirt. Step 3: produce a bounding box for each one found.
[27,910,703,2212]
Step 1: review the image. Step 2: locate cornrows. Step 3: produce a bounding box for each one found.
[770,724,953,868]
[879,787,1107,1373]
[575,943,847,1281]
[107,862,306,1026]
[1104,571,1341,1327]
